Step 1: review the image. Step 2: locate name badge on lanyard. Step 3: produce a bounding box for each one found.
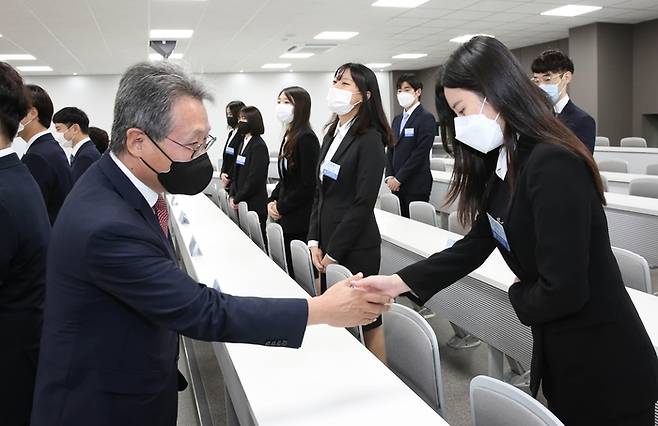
[404,128,414,137]
[487,213,511,251]
[236,155,246,166]
[321,160,340,180]
[225,146,235,155]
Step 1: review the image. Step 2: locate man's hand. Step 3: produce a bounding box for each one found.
[321,254,336,269]
[229,197,238,210]
[352,274,411,299]
[386,177,401,192]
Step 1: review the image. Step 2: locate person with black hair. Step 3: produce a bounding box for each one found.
[17,84,72,224]
[308,63,394,362]
[268,87,320,278]
[385,73,437,217]
[53,106,101,183]
[356,36,657,425]
[0,61,51,426]
[88,126,109,154]
[220,100,245,189]
[229,106,270,240]
[532,49,596,153]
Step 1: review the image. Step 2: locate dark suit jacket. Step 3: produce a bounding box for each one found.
[71,140,101,183]
[386,104,437,197]
[397,138,658,423]
[269,130,320,236]
[558,99,595,154]
[21,132,73,224]
[0,152,50,425]
[31,153,308,426]
[308,125,386,262]
[229,135,269,223]
[220,129,244,186]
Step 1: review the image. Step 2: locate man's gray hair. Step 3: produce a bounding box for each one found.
[110,61,213,154]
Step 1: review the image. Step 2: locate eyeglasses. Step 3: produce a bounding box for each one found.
[531,72,564,84]
[165,134,216,159]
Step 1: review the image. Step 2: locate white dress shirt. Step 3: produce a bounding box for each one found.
[71,137,92,157]
[402,101,420,124]
[110,151,159,208]
[0,146,16,158]
[554,94,570,114]
[240,134,252,155]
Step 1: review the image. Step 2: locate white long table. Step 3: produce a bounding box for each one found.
[601,171,658,194]
[595,146,658,174]
[168,194,447,426]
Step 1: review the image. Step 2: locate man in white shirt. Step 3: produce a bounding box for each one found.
[53,107,100,182]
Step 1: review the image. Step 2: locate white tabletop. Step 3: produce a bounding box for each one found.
[432,170,453,184]
[601,171,658,184]
[595,146,658,154]
[168,194,447,426]
[374,208,658,354]
[604,192,658,217]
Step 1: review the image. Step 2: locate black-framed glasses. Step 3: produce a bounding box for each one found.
[165,134,216,159]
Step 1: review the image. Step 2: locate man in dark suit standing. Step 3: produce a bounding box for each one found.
[53,107,101,183]
[532,49,596,153]
[0,62,51,426]
[31,61,391,426]
[17,85,72,224]
[385,73,437,217]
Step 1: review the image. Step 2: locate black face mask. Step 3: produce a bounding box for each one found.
[227,116,238,128]
[237,121,250,135]
[141,134,214,195]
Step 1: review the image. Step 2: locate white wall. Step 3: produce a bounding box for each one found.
[19,71,393,166]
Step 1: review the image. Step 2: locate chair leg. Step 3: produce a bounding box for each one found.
[447,323,482,349]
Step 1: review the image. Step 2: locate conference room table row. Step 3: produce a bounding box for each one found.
[167,193,447,426]
[594,146,658,174]
[601,171,658,193]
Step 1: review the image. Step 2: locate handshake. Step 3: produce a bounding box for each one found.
[307,273,412,328]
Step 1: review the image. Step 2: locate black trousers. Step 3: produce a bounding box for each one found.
[397,190,430,218]
[548,400,656,426]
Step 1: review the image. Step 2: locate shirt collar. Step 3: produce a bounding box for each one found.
[0,146,16,158]
[554,94,570,114]
[27,129,51,147]
[71,137,91,156]
[333,117,356,138]
[109,151,159,208]
[404,101,420,117]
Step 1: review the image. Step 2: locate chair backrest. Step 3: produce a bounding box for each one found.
[247,211,265,252]
[289,240,316,296]
[612,247,652,293]
[620,137,647,148]
[470,375,565,426]
[208,182,221,207]
[383,303,445,414]
[325,264,364,344]
[646,163,658,176]
[380,193,401,216]
[227,201,239,223]
[266,223,288,273]
[597,159,628,173]
[599,173,609,192]
[217,188,228,214]
[629,177,658,199]
[409,201,438,227]
[430,158,446,171]
[238,201,250,235]
[594,136,610,147]
[448,211,471,235]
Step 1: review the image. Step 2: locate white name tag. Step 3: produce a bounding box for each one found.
[322,160,341,180]
[404,128,414,137]
[236,155,246,166]
[225,146,235,155]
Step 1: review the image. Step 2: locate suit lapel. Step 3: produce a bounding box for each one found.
[396,104,423,144]
[330,129,357,163]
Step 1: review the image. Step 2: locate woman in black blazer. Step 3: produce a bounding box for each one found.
[220,100,245,189]
[308,63,394,362]
[229,106,269,239]
[356,37,657,425]
[268,87,319,277]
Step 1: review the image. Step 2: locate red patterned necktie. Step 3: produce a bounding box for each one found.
[153,195,169,237]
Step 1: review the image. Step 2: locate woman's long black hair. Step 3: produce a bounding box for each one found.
[279,86,312,168]
[437,36,605,225]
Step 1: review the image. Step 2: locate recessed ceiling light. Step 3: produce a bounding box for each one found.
[392,53,427,59]
[371,0,429,8]
[149,53,184,60]
[73,73,78,76]
[314,31,359,40]
[280,52,314,59]
[149,29,194,39]
[450,34,495,43]
[239,70,244,73]
[541,5,602,17]
[17,66,53,72]
[0,54,36,61]
[261,63,291,69]
[365,62,392,68]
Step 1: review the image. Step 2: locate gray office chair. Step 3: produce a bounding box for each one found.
[266,223,288,274]
[448,211,471,236]
[383,303,445,414]
[646,164,658,176]
[409,201,439,227]
[470,375,564,426]
[247,211,265,252]
[227,200,239,224]
[597,159,628,173]
[238,201,250,235]
[289,240,317,296]
[380,193,401,216]
[600,173,609,192]
[620,137,647,148]
[208,182,221,207]
[594,136,610,147]
[217,188,228,214]
[325,264,365,344]
[612,247,653,294]
[629,177,658,199]
[430,158,446,171]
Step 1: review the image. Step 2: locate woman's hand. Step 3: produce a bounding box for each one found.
[229,197,238,210]
[310,246,325,272]
[220,173,231,188]
[268,201,281,221]
[321,255,336,269]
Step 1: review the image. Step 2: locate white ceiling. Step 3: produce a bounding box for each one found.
[1,0,657,76]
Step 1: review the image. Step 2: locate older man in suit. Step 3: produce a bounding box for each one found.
[30,61,390,426]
